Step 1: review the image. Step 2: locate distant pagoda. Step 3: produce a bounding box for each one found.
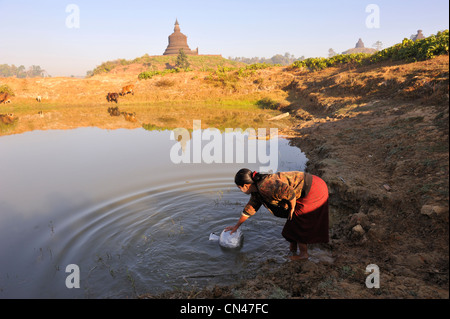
[163,19,198,56]
[412,30,425,41]
[342,38,376,54]
[355,38,365,48]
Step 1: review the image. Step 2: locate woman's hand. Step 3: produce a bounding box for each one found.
[225,214,248,234]
[224,224,239,234]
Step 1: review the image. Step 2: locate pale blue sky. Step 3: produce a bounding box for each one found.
[0,0,448,76]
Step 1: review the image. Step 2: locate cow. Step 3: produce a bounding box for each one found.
[0,113,16,125]
[36,96,42,102]
[120,85,134,96]
[106,92,119,103]
[122,112,137,122]
[108,106,121,116]
[0,92,10,104]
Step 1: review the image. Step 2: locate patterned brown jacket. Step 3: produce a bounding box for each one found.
[241,171,309,218]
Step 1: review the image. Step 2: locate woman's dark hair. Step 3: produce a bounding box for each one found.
[234,168,270,186]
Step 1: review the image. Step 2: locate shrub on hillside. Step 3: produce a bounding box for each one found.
[138,68,180,80]
[0,84,15,96]
[291,30,449,71]
[175,49,190,70]
[256,97,279,110]
[369,29,449,63]
[244,62,279,70]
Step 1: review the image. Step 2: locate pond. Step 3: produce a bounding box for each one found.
[0,126,307,298]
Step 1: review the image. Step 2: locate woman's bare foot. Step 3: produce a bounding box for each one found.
[289,242,308,261]
[289,253,309,261]
[289,242,297,253]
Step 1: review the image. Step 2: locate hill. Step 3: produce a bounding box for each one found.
[87,54,246,77]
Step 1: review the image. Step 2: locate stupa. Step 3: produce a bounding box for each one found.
[412,30,425,41]
[355,38,365,48]
[342,38,376,54]
[163,19,198,55]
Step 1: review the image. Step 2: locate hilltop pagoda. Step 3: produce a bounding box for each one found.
[412,30,425,41]
[163,19,198,56]
[342,38,376,54]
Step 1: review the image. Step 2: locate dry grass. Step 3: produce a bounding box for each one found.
[283,55,449,117]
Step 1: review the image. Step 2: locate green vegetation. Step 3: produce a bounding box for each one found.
[138,61,276,82]
[142,123,171,132]
[368,30,449,62]
[244,62,279,70]
[292,53,371,71]
[291,30,449,71]
[256,97,279,110]
[87,54,155,76]
[0,84,15,96]
[215,62,276,73]
[175,49,191,70]
[138,68,180,80]
[205,62,277,84]
[88,54,244,76]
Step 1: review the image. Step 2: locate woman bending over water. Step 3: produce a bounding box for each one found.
[225,168,329,260]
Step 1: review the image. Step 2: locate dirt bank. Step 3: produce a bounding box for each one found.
[141,56,449,299]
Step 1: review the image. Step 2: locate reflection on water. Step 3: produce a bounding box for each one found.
[0,127,307,298]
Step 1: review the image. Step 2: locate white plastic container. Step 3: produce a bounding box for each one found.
[209,233,220,241]
[219,228,244,249]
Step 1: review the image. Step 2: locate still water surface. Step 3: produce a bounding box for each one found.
[0,127,307,298]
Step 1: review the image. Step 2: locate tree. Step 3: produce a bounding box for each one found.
[284,52,293,59]
[328,48,337,58]
[27,65,45,77]
[17,65,26,78]
[229,52,303,65]
[175,49,190,70]
[0,64,12,77]
[270,54,286,64]
[372,41,383,51]
[0,64,44,78]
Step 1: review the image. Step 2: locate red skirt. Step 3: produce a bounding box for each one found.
[281,175,329,244]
